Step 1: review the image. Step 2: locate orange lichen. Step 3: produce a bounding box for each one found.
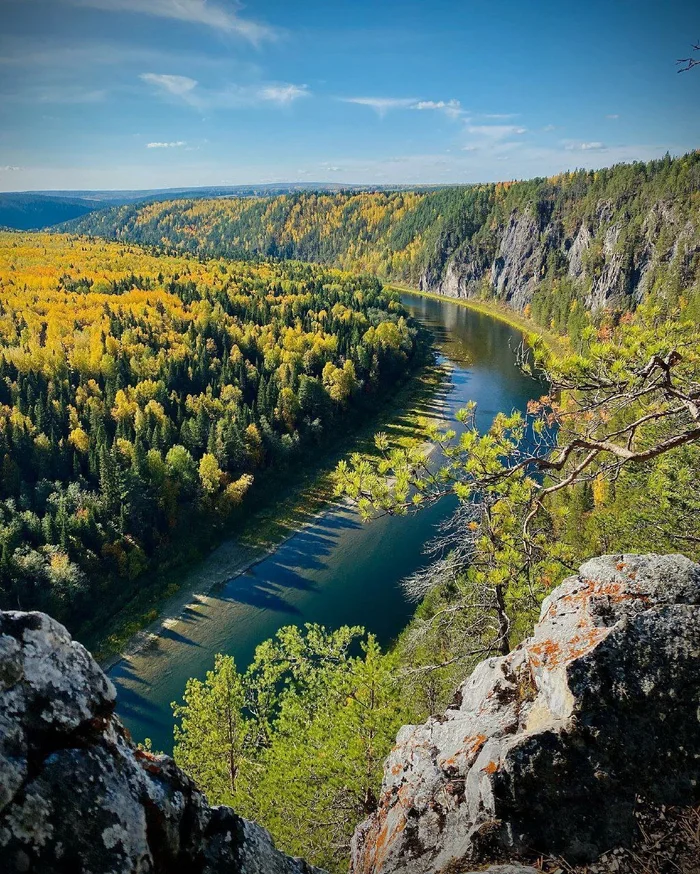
[367,807,408,873]
[483,761,499,775]
[560,577,649,609]
[397,784,415,807]
[464,733,488,754]
[529,622,612,669]
[528,638,563,668]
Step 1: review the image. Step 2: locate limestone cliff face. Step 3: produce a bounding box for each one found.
[350,554,700,874]
[419,201,700,313]
[0,610,323,874]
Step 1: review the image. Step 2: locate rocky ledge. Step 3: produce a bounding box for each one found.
[350,554,700,874]
[0,610,323,874]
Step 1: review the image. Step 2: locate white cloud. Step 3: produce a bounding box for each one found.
[542,124,556,132]
[459,125,528,156]
[414,99,464,119]
[341,96,418,116]
[63,0,276,44]
[258,84,309,105]
[141,73,198,99]
[141,73,308,109]
[147,141,187,148]
[4,140,681,191]
[564,140,606,151]
[465,125,527,138]
[0,166,21,172]
[606,114,620,119]
[342,96,465,119]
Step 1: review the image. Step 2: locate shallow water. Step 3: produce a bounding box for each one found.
[109,293,540,752]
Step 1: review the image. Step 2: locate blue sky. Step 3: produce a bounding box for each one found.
[1,0,699,191]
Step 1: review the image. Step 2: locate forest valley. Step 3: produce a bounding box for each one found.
[0,233,418,634]
[1,151,700,871]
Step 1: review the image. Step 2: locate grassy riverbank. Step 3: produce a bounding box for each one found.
[90,355,448,665]
[387,284,566,358]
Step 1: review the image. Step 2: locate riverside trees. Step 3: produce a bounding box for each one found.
[172,298,700,872]
[0,233,417,629]
[335,300,700,710]
[172,624,406,873]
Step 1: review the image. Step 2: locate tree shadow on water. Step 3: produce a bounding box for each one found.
[111,661,150,686]
[159,627,202,647]
[113,684,167,731]
[216,564,312,614]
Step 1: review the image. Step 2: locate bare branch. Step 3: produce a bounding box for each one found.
[677,43,700,72]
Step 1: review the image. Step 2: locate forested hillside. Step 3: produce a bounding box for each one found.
[66,152,700,325]
[0,193,99,230]
[0,233,417,629]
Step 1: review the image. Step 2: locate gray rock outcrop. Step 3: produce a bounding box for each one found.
[0,610,323,874]
[418,199,700,314]
[350,554,700,874]
[491,209,547,311]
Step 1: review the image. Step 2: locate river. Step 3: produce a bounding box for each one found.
[109,293,541,753]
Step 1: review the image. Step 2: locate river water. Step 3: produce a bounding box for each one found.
[109,293,540,753]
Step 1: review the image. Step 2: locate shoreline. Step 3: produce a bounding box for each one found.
[101,496,347,673]
[100,287,550,675]
[99,357,450,672]
[387,284,565,357]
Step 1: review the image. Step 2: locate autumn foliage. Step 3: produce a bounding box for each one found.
[0,232,417,629]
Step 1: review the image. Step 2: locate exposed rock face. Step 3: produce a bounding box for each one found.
[567,223,592,280]
[0,611,323,874]
[491,209,547,311]
[419,200,700,313]
[350,554,700,874]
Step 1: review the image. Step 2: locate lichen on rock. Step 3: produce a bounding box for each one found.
[350,554,700,874]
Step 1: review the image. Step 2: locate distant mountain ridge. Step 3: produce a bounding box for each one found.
[0,183,424,230]
[0,193,101,231]
[61,151,700,321]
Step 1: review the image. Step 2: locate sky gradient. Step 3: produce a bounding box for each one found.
[1,0,699,191]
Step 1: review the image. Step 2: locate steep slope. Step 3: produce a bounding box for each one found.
[64,152,700,316]
[2,554,698,874]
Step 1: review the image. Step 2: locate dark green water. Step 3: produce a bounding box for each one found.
[109,293,540,752]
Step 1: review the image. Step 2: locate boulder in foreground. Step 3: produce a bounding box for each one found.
[351,554,700,874]
[0,610,323,874]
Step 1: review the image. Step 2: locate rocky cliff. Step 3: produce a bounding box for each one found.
[350,554,700,874]
[0,610,323,874]
[420,199,700,313]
